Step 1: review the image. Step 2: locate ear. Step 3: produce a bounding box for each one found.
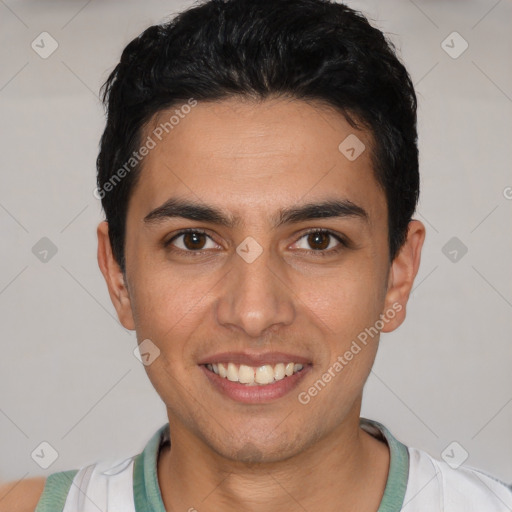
[97,221,136,330]
[381,220,425,333]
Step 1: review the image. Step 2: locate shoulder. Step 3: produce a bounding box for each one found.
[404,445,512,511]
[0,477,46,512]
[1,469,79,512]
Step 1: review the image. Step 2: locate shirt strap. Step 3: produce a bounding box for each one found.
[34,470,78,512]
[360,417,410,512]
[133,423,169,512]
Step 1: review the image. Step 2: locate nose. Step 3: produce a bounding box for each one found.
[215,243,296,339]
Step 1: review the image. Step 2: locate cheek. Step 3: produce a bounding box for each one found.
[129,265,212,355]
[293,262,385,395]
[295,263,385,340]
[133,273,207,405]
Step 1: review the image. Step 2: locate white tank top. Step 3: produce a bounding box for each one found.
[34,418,512,512]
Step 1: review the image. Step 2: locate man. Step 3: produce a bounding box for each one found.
[2,0,511,510]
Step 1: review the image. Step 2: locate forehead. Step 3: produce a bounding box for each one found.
[131,97,385,223]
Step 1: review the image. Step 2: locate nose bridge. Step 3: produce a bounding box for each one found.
[215,240,295,338]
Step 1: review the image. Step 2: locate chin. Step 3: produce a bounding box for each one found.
[204,428,310,465]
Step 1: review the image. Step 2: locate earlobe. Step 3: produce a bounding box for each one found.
[97,221,136,330]
[381,220,426,333]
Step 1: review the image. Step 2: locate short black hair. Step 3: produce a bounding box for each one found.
[97,0,419,273]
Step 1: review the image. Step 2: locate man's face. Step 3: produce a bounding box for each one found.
[118,97,396,462]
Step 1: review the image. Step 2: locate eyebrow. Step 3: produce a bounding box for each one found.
[143,197,369,229]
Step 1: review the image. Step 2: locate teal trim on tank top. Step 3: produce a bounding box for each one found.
[133,425,168,512]
[361,418,410,512]
[33,469,79,512]
[133,417,409,511]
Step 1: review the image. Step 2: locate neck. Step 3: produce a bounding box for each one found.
[157,407,390,512]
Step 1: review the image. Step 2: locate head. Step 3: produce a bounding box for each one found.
[97,0,425,463]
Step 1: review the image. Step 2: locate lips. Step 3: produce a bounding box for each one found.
[198,351,313,403]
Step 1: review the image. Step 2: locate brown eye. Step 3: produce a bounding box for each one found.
[182,231,207,250]
[307,231,331,250]
[166,229,218,252]
[292,229,347,255]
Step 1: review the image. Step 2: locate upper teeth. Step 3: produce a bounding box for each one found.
[205,362,304,385]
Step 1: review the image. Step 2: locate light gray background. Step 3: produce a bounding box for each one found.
[1,0,511,485]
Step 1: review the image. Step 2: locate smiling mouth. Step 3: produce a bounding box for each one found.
[203,362,306,386]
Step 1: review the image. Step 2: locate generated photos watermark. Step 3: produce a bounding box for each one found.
[298,302,402,405]
[93,98,198,200]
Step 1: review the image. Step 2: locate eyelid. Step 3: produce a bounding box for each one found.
[291,227,349,252]
[164,228,218,247]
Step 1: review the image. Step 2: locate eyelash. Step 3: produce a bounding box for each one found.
[164,228,348,258]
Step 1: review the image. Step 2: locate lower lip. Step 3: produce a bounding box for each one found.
[200,364,312,404]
